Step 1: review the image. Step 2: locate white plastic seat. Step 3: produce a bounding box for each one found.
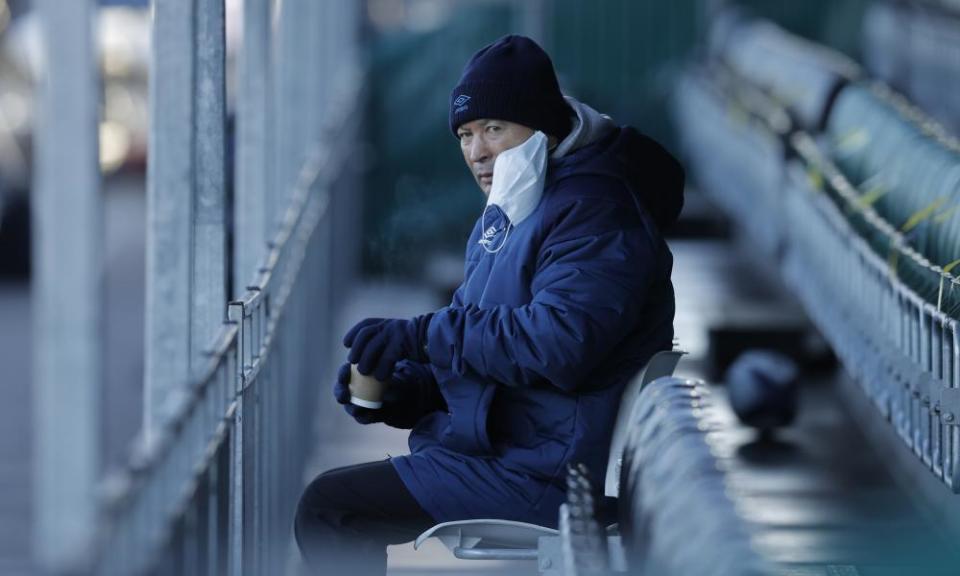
[412,349,685,570]
[414,519,558,560]
[604,350,686,498]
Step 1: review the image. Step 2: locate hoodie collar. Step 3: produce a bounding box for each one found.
[551,96,618,159]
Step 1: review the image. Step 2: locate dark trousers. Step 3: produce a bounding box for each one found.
[294,459,436,575]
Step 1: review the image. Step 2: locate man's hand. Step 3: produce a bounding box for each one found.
[332,361,445,428]
[343,314,433,382]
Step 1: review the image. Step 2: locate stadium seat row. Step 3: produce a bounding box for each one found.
[674,11,960,492]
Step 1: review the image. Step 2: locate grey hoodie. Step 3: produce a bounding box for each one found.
[551,96,618,159]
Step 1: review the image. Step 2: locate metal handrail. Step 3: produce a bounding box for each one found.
[90,70,361,575]
[675,61,960,497]
[783,150,960,490]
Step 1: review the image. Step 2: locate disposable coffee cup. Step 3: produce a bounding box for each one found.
[348,364,385,409]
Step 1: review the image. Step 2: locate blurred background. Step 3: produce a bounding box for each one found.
[5,0,960,574]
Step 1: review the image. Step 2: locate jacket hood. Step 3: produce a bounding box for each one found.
[552,97,618,159]
[549,98,685,230]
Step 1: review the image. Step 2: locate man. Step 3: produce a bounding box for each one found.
[295,34,683,574]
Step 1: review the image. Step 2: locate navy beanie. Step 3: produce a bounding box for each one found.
[450,35,572,140]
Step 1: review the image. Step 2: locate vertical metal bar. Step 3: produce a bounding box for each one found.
[277,328,287,570]
[913,298,921,456]
[871,255,881,405]
[254,373,264,571]
[230,397,244,576]
[934,316,944,477]
[235,0,271,297]
[304,0,322,154]
[194,0,228,366]
[32,0,100,571]
[885,272,895,417]
[279,328,288,566]
[308,0,326,132]
[227,305,244,576]
[904,292,911,442]
[915,301,924,460]
[943,321,960,490]
[262,358,271,573]
[264,358,274,573]
[251,374,261,575]
[893,290,903,437]
[207,446,220,575]
[921,306,932,465]
[900,290,910,443]
[906,292,915,446]
[183,498,200,576]
[217,430,231,576]
[274,0,310,213]
[172,514,186,576]
[327,0,340,108]
[943,321,954,480]
[242,385,257,573]
[146,0,227,436]
[145,0,196,436]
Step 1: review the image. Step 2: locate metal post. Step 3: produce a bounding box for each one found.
[235,0,271,297]
[194,0,228,365]
[145,0,195,436]
[227,303,245,576]
[273,0,310,215]
[32,0,101,570]
[145,0,227,437]
[309,0,326,129]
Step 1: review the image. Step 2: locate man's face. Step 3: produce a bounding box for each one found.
[457,119,536,195]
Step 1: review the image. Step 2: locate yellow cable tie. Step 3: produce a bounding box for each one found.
[888,247,900,279]
[934,204,959,224]
[855,184,888,208]
[807,165,824,192]
[835,127,869,153]
[901,197,948,233]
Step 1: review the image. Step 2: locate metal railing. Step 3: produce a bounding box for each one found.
[90,80,360,575]
[674,43,960,492]
[785,133,960,490]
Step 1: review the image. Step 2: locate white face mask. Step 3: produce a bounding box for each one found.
[487,130,548,226]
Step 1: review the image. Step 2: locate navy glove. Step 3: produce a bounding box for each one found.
[343,314,433,382]
[333,361,446,428]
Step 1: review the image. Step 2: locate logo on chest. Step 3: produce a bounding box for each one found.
[478,205,512,254]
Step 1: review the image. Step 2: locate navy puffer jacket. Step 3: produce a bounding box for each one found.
[391,100,683,527]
